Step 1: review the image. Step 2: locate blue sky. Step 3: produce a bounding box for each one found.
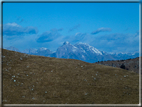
[3,2,139,53]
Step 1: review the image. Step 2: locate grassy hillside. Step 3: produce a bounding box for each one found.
[95,57,139,74]
[2,49,139,104]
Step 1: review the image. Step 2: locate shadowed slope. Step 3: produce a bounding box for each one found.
[2,49,139,104]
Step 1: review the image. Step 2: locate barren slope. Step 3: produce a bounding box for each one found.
[2,49,139,104]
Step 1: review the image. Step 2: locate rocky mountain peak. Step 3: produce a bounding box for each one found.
[63,41,70,45]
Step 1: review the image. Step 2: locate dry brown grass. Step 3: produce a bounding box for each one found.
[2,49,139,104]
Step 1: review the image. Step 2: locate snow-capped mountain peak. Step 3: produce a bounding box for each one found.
[63,41,70,45]
[74,42,102,55]
[5,46,20,52]
[39,47,48,51]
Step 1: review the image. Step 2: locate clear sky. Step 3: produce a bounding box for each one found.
[2,2,139,53]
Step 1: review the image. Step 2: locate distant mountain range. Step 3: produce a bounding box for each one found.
[4,41,139,63]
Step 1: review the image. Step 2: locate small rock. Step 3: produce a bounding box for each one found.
[14,80,16,82]
[45,91,47,93]
[94,78,96,80]
[51,70,53,72]
[3,100,7,102]
[12,75,15,78]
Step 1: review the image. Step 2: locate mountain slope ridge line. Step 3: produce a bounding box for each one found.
[4,41,139,63]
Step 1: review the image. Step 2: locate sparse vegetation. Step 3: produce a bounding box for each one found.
[120,63,125,69]
[2,49,139,104]
[96,57,139,74]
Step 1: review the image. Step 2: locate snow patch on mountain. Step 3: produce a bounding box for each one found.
[74,42,102,55]
[39,47,48,51]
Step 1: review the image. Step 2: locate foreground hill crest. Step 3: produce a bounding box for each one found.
[2,49,139,104]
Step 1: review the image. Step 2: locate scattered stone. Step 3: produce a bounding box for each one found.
[51,70,53,72]
[20,57,22,60]
[22,96,25,98]
[96,74,97,76]
[85,93,88,95]
[124,75,126,77]
[94,78,96,80]
[3,100,7,102]
[45,91,47,93]
[81,66,83,67]
[27,75,28,76]
[32,97,35,100]
[14,80,16,82]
